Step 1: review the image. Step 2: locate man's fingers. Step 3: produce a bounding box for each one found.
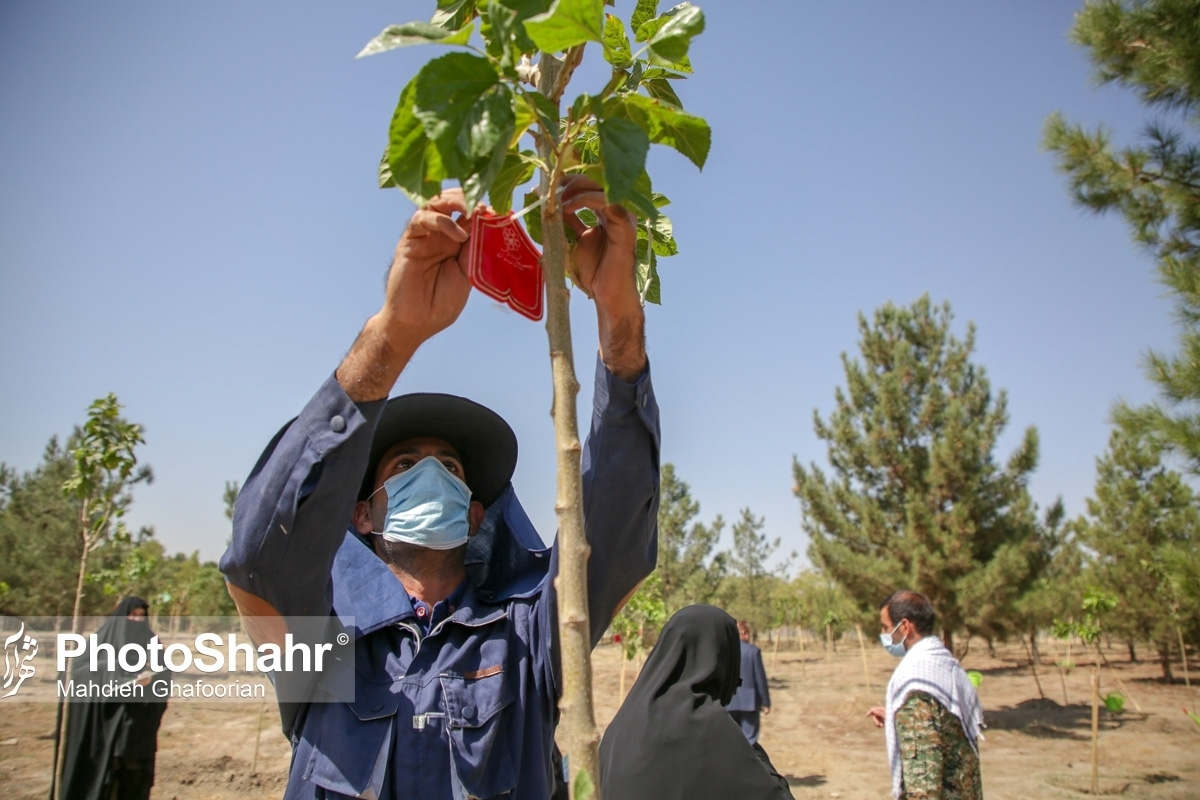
[426,188,467,216]
[561,189,612,216]
[559,173,602,204]
[411,208,469,242]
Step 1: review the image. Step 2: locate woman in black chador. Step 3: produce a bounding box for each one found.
[59,596,168,800]
[599,604,795,800]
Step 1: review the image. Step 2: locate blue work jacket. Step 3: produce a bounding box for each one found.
[726,641,770,713]
[220,355,660,800]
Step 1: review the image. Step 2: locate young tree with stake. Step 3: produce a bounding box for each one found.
[356,2,710,796]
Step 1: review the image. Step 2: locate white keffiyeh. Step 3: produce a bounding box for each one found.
[884,636,984,799]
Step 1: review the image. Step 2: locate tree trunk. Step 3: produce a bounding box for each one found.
[1159,641,1175,682]
[1021,633,1045,701]
[1177,626,1192,695]
[538,54,600,800]
[1127,640,1137,663]
[55,508,92,799]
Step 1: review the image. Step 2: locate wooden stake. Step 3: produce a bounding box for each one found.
[798,628,807,678]
[1090,667,1100,795]
[619,652,627,699]
[825,623,833,678]
[251,695,266,775]
[1020,634,1045,700]
[1178,625,1194,701]
[854,624,873,693]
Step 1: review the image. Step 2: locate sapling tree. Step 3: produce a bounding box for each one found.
[62,394,152,633]
[53,393,151,799]
[610,571,666,696]
[359,2,710,794]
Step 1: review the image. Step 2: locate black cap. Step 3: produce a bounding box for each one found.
[359,393,518,507]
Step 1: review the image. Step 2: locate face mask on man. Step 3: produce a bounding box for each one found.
[369,456,472,550]
[879,621,907,658]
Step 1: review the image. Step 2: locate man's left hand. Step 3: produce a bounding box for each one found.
[560,175,646,381]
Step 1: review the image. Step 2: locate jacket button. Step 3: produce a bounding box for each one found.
[330,415,346,433]
[372,703,384,712]
[462,705,476,720]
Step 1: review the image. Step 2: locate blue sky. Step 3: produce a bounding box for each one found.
[0,2,1170,567]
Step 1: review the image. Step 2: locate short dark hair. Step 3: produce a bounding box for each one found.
[880,590,935,636]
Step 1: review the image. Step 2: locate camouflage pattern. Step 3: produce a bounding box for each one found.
[894,690,983,800]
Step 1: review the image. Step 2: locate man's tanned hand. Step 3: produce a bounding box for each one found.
[338,190,474,401]
[560,175,647,382]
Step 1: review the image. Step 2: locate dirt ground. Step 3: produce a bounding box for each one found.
[1,638,1197,799]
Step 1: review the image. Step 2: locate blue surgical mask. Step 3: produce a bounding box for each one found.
[370,456,472,550]
[880,622,907,658]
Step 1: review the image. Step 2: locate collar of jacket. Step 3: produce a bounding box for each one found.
[330,483,551,638]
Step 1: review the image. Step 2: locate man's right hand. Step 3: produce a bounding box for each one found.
[866,706,886,728]
[337,190,475,402]
[380,190,473,343]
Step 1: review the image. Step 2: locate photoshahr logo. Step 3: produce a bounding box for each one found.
[2,622,38,698]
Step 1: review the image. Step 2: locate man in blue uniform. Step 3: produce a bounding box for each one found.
[727,620,772,744]
[220,177,660,800]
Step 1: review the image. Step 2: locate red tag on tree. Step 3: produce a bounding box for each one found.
[467,212,544,321]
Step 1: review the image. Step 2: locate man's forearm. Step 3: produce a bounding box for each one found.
[580,354,660,645]
[336,313,423,402]
[597,303,646,382]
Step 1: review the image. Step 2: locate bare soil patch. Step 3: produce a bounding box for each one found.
[1,640,1197,798]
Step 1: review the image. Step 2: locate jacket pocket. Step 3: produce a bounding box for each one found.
[441,668,517,799]
[302,683,397,800]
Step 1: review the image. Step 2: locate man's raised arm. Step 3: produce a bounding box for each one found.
[557,176,660,645]
[220,191,476,617]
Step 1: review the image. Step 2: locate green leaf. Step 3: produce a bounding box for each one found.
[432,0,480,30]
[489,149,536,213]
[598,116,649,207]
[415,53,502,176]
[572,769,596,800]
[357,22,472,58]
[570,92,596,125]
[647,211,676,255]
[523,190,544,243]
[605,93,710,169]
[386,76,447,204]
[462,141,510,212]
[459,87,516,161]
[602,14,633,69]
[630,0,658,33]
[520,90,561,142]
[378,150,396,189]
[636,234,661,304]
[524,0,604,53]
[480,1,519,66]
[643,76,683,108]
[647,3,704,64]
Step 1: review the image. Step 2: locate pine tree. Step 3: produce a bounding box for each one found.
[1074,426,1199,679]
[0,438,87,618]
[1045,0,1200,467]
[723,508,790,634]
[794,296,1043,651]
[655,464,725,616]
